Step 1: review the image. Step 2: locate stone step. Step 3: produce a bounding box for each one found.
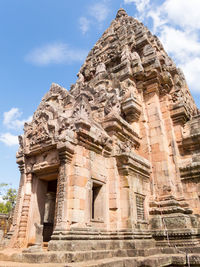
[65,257,139,267]
[1,249,200,266]
[0,247,163,264]
[42,242,48,252]
[0,256,169,267]
[48,239,155,252]
[64,255,173,267]
[160,246,200,255]
[0,249,135,264]
[65,253,200,267]
[0,261,65,267]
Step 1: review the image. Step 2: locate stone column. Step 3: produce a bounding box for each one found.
[7,157,25,245]
[108,158,121,231]
[54,143,74,232]
[17,172,32,247]
[144,83,194,242]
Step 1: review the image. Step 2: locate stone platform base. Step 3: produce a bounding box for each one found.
[1,245,200,267]
[1,253,200,267]
[0,262,64,267]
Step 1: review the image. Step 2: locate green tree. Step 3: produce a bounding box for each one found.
[0,184,17,214]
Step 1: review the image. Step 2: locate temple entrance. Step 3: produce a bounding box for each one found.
[42,179,57,242]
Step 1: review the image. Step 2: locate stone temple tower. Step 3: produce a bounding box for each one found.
[3,8,200,266]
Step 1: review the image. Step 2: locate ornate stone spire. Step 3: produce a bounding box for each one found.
[115,8,128,19]
[8,9,200,265]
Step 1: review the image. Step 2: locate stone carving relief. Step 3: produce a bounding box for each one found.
[18,7,198,163]
[72,95,92,123]
[104,90,121,116]
[55,163,66,224]
[116,139,133,155]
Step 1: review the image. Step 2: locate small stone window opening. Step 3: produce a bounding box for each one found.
[91,181,104,222]
[136,194,145,221]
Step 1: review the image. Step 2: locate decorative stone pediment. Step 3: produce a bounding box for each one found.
[21,83,75,154]
[72,94,92,123]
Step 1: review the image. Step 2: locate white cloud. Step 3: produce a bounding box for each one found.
[159,27,200,63]
[3,108,21,127]
[163,0,200,30]
[25,43,88,66]
[89,3,109,23]
[124,0,150,12]
[3,108,32,130]
[147,9,166,33]
[79,17,90,34]
[0,133,18,146]
[0,196,5,203]
[180,57,200,93]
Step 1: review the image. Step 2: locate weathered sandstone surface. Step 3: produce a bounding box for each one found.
[1,8,200,267]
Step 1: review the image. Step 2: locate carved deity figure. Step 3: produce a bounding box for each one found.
[121,45,132,62]
[96,63,107,75]
[77,72,85,84]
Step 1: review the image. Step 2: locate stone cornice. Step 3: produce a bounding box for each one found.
[24,144,57,157]
[103,114,140,149]
[121,97,142,122]
[115,152,151,177]
[179,163,200,181]
[170,103,190,125]
[57,142,75,164]
[75,120,112,157]
[181,134,200,152]
[150,196,193,215]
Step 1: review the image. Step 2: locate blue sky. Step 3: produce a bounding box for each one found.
[0,0,200,189]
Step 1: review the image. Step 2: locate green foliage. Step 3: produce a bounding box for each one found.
[0,184,17,214]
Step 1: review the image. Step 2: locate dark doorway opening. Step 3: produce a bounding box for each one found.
[42,179,57,242]
[91,181,104,222]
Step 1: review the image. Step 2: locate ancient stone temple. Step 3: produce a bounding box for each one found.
[1,8,200,267]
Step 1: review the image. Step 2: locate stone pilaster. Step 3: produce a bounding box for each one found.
[115,152,151,231]
[144,83,177,198]
[16,172,32,247]
[5,157,25,247]
[53,143,74,232]
[12,157,25,229]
